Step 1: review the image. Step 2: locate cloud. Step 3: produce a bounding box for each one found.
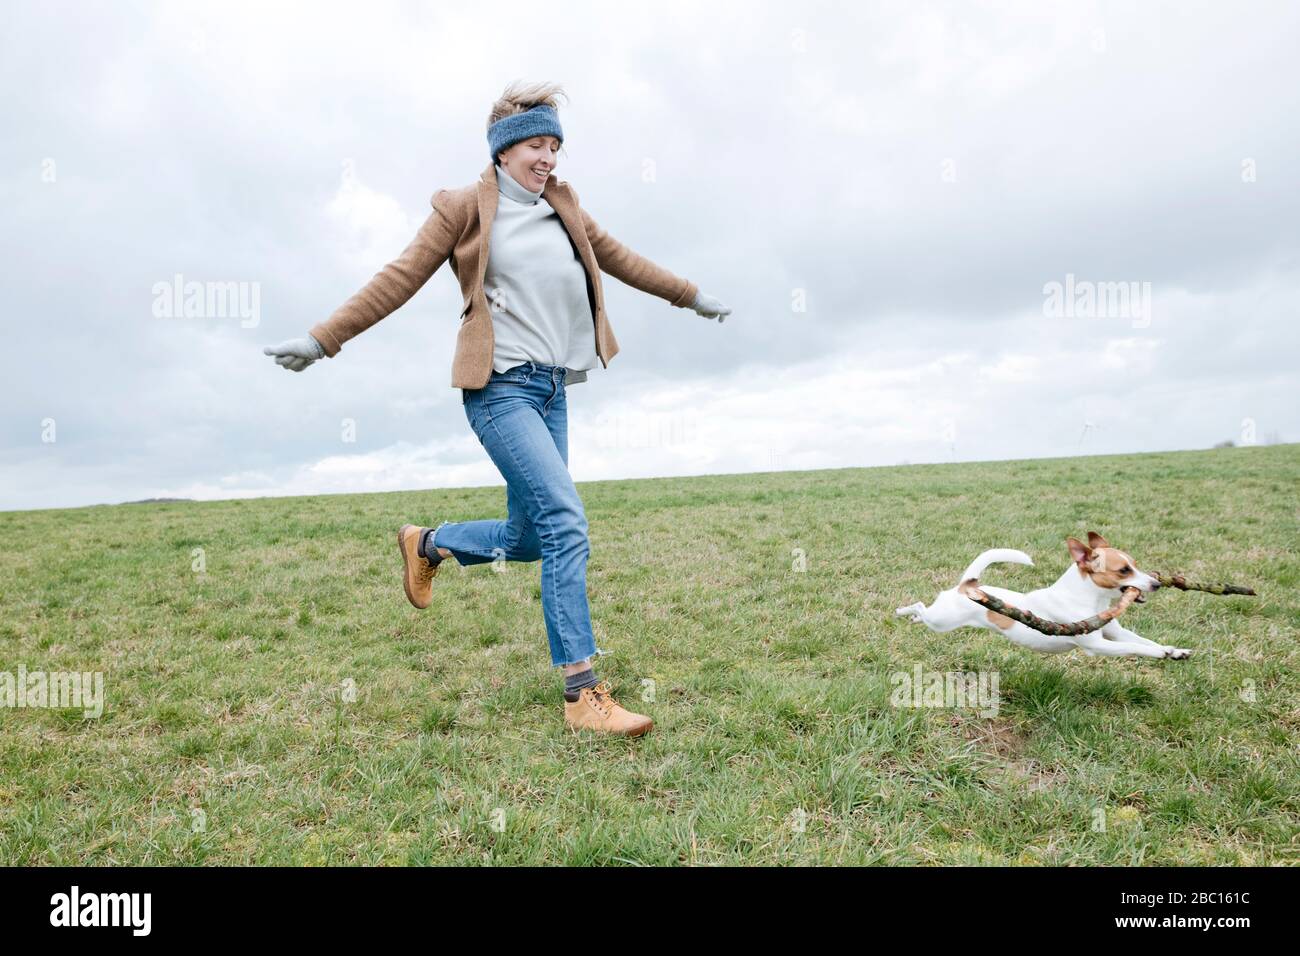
[2,0,1297,511]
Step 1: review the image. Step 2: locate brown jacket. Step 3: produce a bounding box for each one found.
[309,161,699,388]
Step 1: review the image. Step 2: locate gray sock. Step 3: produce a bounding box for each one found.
[563,667,599,702]
[418,528,443,565]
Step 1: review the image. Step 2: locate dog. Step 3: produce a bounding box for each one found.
[895,532,1192,659]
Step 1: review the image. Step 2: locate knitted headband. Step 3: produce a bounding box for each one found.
[487,104,564,163]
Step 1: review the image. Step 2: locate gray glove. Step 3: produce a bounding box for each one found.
[691,290,732,323]
[263,334,326,372]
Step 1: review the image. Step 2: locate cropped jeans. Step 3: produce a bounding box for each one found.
[429,361,601,667]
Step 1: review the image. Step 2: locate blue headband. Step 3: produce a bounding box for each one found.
[487,104,564,163]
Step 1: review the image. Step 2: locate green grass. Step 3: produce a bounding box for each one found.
[1,444,1296,865]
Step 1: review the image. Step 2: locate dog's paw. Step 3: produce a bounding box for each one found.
[1163,646,1193,660]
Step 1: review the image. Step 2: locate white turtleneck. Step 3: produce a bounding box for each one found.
[485,163,598,385]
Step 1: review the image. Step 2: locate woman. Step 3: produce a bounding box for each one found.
[264,82,731,737]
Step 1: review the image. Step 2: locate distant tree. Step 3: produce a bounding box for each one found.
[1213,440,1235,448]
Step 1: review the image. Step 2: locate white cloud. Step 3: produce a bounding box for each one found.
[325,176,420,271]
[2,0,1297,510]
[976,353,1040,383]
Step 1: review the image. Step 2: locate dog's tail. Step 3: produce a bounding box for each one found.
[958,548,1033,586]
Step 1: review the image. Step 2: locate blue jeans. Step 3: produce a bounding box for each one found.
[430,361,601,667]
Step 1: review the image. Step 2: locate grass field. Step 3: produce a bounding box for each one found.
[1,444,1296,865]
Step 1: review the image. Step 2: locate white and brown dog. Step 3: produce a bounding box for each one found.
[895,532,1192,659]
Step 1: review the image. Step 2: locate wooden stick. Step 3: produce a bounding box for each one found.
[955,567,1256,637]
[958,580,1142,636]
[1150,572,1256,596]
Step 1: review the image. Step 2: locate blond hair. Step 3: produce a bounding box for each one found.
[487,81,570,157]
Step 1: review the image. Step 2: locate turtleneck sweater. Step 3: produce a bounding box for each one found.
[486,163,598,385]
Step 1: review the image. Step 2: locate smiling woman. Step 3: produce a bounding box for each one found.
[261,79,732,738]
[480,85,596,385]
[491,84,564,192]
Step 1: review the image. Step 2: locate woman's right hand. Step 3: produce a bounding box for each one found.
[263,334,326,372]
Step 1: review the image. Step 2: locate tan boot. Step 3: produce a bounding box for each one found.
[397,524,444,609]
[564,681,654,737]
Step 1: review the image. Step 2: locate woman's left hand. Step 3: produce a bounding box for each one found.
[691,291,732,323]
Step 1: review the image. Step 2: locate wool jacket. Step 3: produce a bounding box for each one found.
[309,160,700,389]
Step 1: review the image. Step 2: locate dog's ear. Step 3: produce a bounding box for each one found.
[1086,531,1110,550]
[1066,537,1094,567]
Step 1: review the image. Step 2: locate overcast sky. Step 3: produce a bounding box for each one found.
[2,0,1296,512]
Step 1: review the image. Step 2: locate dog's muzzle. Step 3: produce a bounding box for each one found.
[1138,578,1162,603]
